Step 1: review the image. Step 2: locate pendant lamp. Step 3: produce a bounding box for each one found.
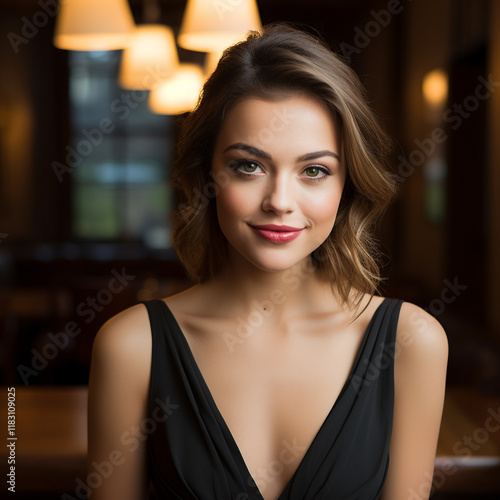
[54,0,135,51]
[178,0,261,53]
[118,25,179,90]
[422,69,448,108]
[204,49,224,76]
[149,64,204,115]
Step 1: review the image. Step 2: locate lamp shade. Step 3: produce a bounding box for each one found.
[54,0,135,51]
[178,0,261,52]
[118,25,179,90]
[149,64,204,115]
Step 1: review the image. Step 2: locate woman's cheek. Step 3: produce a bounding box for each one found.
[216,183,252,220]
[221,180,262,208]
[304,188,342,223]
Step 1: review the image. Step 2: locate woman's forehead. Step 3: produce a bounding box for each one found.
[214,94,340,159]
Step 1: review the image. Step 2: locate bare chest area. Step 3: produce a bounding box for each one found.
[171,308,375,499]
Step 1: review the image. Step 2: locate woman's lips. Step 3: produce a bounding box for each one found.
[249,224,304,243]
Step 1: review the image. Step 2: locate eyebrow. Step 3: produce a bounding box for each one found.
[223,143,272,160]
[298,150,341,162]
[223,142,340,162]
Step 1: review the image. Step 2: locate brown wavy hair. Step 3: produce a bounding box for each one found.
[171,23,397,309]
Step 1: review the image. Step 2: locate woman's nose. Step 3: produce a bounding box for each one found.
[261,174,296,215]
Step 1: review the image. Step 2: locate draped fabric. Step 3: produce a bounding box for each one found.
[143,298,403,500]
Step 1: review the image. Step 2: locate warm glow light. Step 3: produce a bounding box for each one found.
[204,49,224,76]
[149,64,204,115]
[118,25,179,90]
[54,0,135,51]
[178,0,261,52]
[423,69,448,107]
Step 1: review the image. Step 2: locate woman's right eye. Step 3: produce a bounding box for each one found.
[228,159,263,175]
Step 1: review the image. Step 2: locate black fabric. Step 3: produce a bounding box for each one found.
[143,297,403,500]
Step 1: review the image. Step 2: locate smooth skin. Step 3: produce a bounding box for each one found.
[87,94,448,500]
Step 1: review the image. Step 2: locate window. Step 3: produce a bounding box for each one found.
[69,50,174,249]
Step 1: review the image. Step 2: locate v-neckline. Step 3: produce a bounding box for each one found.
[159,297,388,500]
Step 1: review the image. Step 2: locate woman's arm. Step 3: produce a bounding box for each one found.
[87,304,152,500]
[381,302,449,500]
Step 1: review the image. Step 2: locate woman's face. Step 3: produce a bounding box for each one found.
[212,93,346,274]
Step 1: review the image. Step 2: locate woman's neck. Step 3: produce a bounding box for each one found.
[205,255,341,323]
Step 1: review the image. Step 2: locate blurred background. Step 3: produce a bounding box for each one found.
[0,0,499,498]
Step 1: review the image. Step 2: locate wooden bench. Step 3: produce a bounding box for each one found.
[0,386,499,498]
[434,387,500,495]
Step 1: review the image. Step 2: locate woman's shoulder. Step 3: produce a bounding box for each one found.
[358,293,448,373]
[92,303,152,374]
[393,300,449,383]
[362,293,447,350]
[396,301,448,352]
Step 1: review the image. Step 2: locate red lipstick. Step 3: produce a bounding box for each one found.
[249,224,304,244]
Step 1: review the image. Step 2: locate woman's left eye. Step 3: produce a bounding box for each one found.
[303,166,331,180]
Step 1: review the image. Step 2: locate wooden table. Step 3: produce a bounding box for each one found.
[0,386,87,497]
[0,385,499,497]
[434,387,500,494]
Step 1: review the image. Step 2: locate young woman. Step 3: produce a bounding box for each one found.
[87,24,448,500]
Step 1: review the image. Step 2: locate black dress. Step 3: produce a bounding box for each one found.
[142,297,403,500]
